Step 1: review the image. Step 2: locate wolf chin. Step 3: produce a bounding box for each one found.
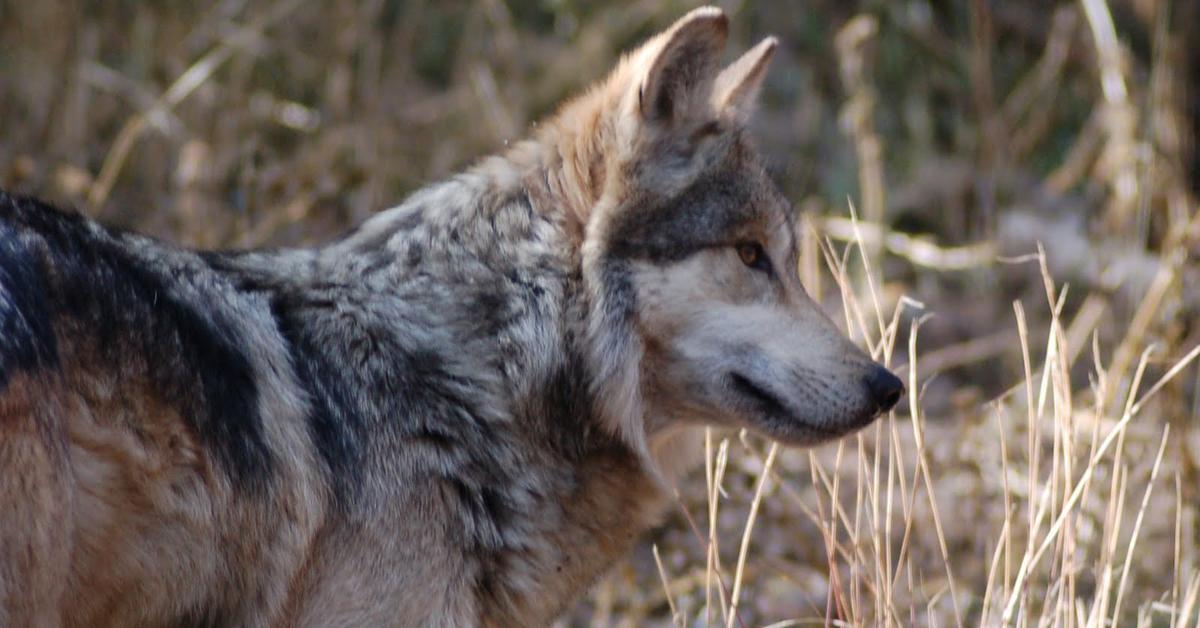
[0,7,903,626]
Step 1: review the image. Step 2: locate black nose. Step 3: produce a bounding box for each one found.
[865,365,904,413]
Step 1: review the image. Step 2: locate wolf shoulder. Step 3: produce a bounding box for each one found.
[0,193,288,480]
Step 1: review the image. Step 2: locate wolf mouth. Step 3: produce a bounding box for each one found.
[729,372,866,438]
[729,372,789,418]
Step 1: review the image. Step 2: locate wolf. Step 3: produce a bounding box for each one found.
[0,7,903,627]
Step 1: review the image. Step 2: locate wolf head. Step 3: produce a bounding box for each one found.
[537,7,903,473]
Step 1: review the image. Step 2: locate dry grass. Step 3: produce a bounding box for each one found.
[1,1,1197,626]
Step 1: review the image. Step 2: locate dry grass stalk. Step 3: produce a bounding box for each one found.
[1080,0,1140,230]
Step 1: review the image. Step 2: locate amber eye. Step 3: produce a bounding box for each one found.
[736,242,770,272]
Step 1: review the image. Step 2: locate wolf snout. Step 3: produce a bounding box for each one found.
[864,364,904,413]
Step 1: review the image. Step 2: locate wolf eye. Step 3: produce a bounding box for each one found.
[736,242,770,272]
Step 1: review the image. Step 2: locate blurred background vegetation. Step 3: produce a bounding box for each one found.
[2,1,1198,625]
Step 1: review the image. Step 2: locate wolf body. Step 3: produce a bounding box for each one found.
[0,8,902,626]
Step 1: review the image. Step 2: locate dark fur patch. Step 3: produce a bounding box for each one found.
[0,192,272,488]
[0,216,60,390]
[470,288,516,338]
[405,242,424,267]
[536,351,597,461]
[261,282,506,506]
[609,168,754,263]
[266,292,365,502]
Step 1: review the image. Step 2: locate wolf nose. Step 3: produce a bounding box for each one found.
[865,365,904,413]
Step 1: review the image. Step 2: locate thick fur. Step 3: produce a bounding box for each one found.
[0,8,899,627]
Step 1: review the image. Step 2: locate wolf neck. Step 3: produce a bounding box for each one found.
[510,74,630,237]
[532,116,612,234]
[520,99,700,484]
[325,123,677,616]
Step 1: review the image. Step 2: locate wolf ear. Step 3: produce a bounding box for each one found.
[713,37,778,122]
[636,7,728,124]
